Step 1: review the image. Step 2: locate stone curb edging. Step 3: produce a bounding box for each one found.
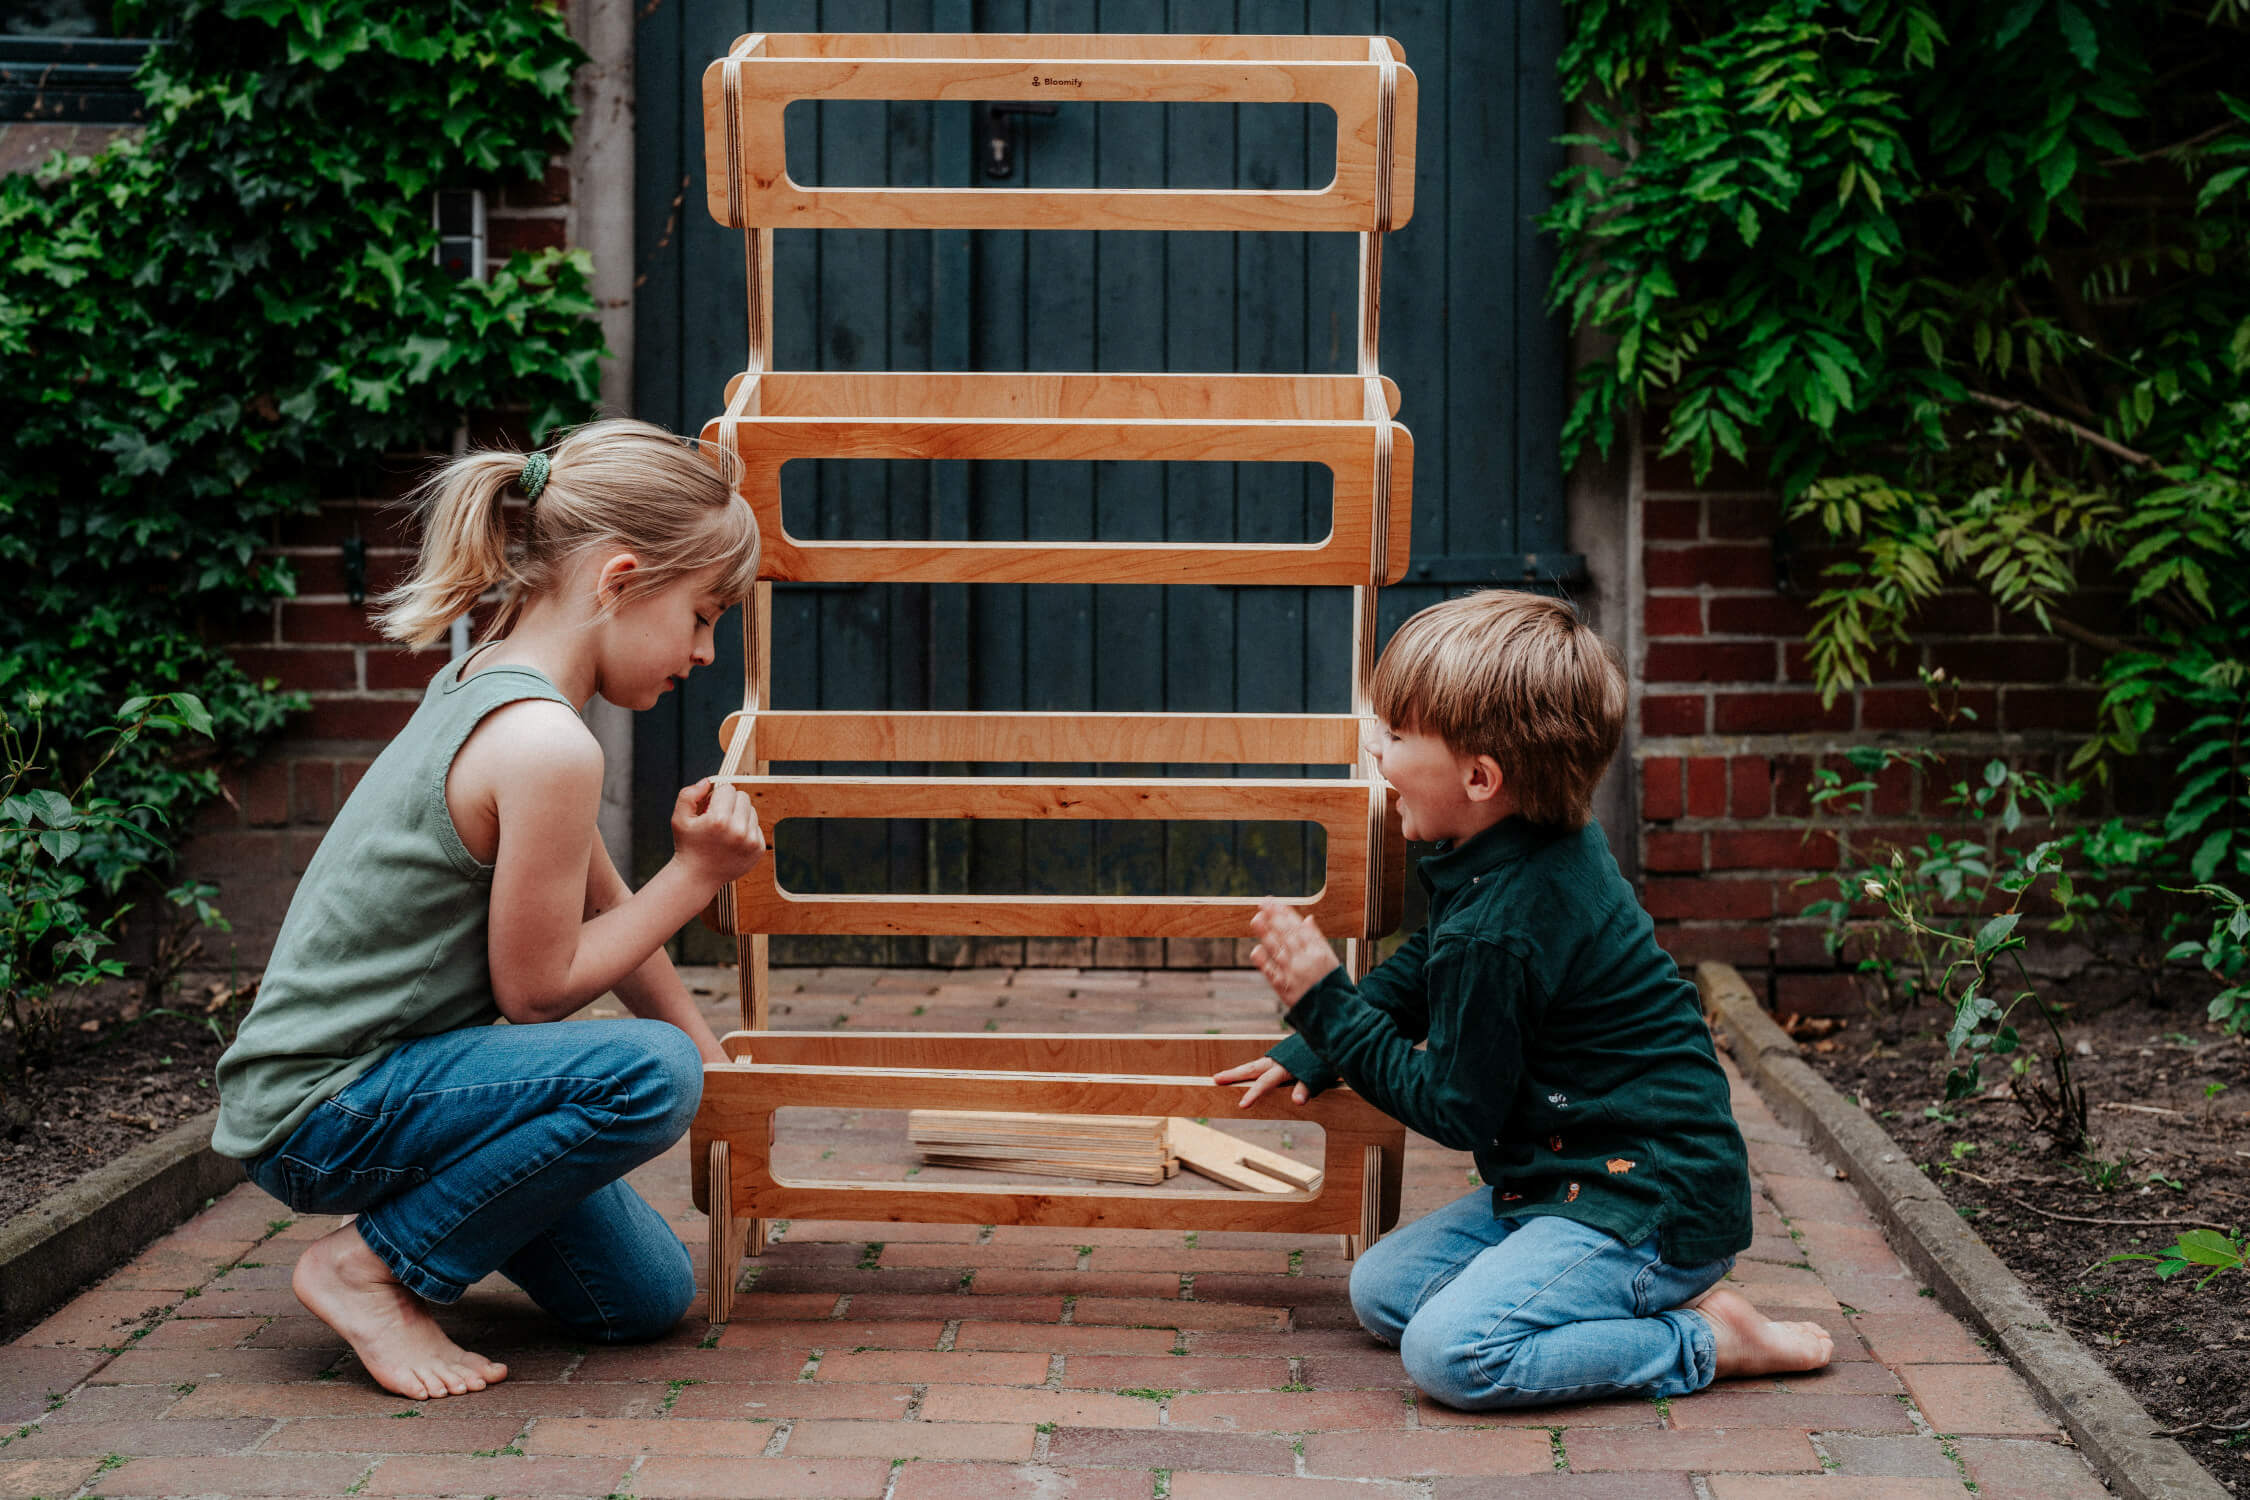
[0,1106,243,1343]
[1698,960,2230,1500]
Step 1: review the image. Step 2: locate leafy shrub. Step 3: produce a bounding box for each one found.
[1550,2,2250,1023]
[1,694,216,1121]
[0,0,604,992]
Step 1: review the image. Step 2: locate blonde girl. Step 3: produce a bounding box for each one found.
[212,418,767,1401]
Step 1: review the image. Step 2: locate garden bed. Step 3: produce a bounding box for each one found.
[0,983,240,1225]
[1806,999,2250,1490]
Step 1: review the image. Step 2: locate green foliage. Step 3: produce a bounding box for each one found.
[1552,2,2250,1013]
[1,694,216,1103]
[2164,883,2250,1034]
[0,1,602,987]
[2106,1226,2249,1290]
[1799,733,2093,1145]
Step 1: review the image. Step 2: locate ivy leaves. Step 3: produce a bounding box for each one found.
[0,0,601,951]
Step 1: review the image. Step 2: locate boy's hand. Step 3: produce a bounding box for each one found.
[672,777,767,891]
[1250,897,1340,1007]
[1215,1056,1310,1108]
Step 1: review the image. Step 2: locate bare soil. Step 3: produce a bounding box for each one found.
[0,981,243,1226]
[1807,1001,2250,1491]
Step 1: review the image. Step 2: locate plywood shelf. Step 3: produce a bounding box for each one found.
[704,370,1410,587]
[704,32,1415,233]
[691,1032,1405,1237]
[711,773,1403,941]
[691,31,1419,1302]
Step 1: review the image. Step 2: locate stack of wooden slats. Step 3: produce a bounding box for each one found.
[906,1111,1324,1193]
[908,1111,1177,1185]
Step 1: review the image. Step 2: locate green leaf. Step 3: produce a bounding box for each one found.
[2054,1,2099,70]
[1973,912,2021,960]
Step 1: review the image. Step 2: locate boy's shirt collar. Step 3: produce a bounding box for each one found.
[1420,816,1555,894]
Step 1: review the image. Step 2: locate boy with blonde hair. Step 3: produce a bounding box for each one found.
[1217,590,1831,1410]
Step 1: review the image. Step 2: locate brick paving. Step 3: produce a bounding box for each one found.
[0,967,2116,1498]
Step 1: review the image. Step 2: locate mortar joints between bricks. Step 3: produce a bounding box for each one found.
[902,1383,928,1420]
[1045,1352,1066,1389]
[936,1318,960,1352]
[761,1417,793,1458]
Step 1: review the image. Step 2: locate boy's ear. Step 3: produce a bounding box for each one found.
[1461,753,1506,804]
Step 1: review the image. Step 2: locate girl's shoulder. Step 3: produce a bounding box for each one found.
[447,696,602,866]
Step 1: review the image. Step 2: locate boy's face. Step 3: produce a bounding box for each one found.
[1374,720,1508,844]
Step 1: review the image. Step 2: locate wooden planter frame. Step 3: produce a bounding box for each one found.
[690,31,1418,1321]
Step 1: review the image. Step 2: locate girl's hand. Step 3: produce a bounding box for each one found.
[1250,896,1340,1007]
[1215,1055,1309,1108]
[672,777,766,891]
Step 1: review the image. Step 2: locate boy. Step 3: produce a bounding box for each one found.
[1216,591,1831,1410]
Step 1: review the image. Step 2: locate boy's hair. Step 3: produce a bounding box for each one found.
[374,417,758,648]
[1371,590,1626,830]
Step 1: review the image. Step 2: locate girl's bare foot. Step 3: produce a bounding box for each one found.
[291,1223,507,1400]
[1683,1286,1834,1378]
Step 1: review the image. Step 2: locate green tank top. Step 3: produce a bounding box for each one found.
[211,647,575,1159]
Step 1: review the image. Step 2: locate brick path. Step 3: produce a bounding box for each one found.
[0,968,2115,1499]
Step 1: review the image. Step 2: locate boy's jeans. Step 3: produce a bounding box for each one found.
[1351,1187,1732,1409]
[244,1019,701,1344]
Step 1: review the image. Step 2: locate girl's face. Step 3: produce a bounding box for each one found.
[597,559,728,711]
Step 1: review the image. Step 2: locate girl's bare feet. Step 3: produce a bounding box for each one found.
[1684,1286,1834,1378]
[291,1223,508,1400]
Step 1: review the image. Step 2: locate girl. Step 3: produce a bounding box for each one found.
[212,418,768,1401]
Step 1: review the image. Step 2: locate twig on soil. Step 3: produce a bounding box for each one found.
[2153,1410,2250,1440]
[1988,1191,2232,1233]
[2100,1102,2187,1117]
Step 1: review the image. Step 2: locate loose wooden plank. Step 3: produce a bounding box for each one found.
[1167,1115,1324,1194]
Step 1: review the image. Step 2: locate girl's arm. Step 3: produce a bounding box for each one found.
[583,831,731,1064]
[485,706,764,1025]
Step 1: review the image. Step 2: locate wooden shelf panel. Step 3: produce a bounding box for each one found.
[690,1056,1404,1234]
[716,710,1368,766]
[703,374,1410,586]
[717,1032,1305,1076]
[717,774,1379,939]
[704,33,1415,233]
[727,371,1400,421]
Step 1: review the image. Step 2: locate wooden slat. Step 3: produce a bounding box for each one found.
[718,1031,1297,1077]
[718,710,1365,765]
[703,405,1413,585]
[719,774,1374,938]
[747,32,1405,62]
[702,38,1416,232]
[690,1060,1397,1233]
[729,370,1401,420]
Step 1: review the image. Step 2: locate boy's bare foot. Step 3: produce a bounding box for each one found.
[292,1223,507,1400]
[1683,1286,1833,1378]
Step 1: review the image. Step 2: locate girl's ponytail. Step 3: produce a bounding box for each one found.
[372,451,529,648]
[371,418,755,651]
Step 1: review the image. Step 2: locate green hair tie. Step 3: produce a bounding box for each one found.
[519,451,551,504]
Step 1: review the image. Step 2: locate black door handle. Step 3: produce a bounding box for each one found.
[982,101,1059,180]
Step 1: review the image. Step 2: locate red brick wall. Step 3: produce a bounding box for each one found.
[182,175,566,970]
[1633,449,2108,1014]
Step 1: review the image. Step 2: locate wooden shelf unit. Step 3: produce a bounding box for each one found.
[690,31,1418,1319]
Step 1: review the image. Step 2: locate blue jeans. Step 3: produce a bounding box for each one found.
[1350,1188,1732,1410]
[244,1019,701,1344]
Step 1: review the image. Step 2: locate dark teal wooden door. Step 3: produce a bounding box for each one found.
[634,1,1570,961]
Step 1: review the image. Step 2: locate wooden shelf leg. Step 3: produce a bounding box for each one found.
[707,1139,740,1324]
[1345,1142,1386,1259]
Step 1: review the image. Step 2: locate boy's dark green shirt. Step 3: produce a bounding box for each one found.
[1268,816,1752,1265]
